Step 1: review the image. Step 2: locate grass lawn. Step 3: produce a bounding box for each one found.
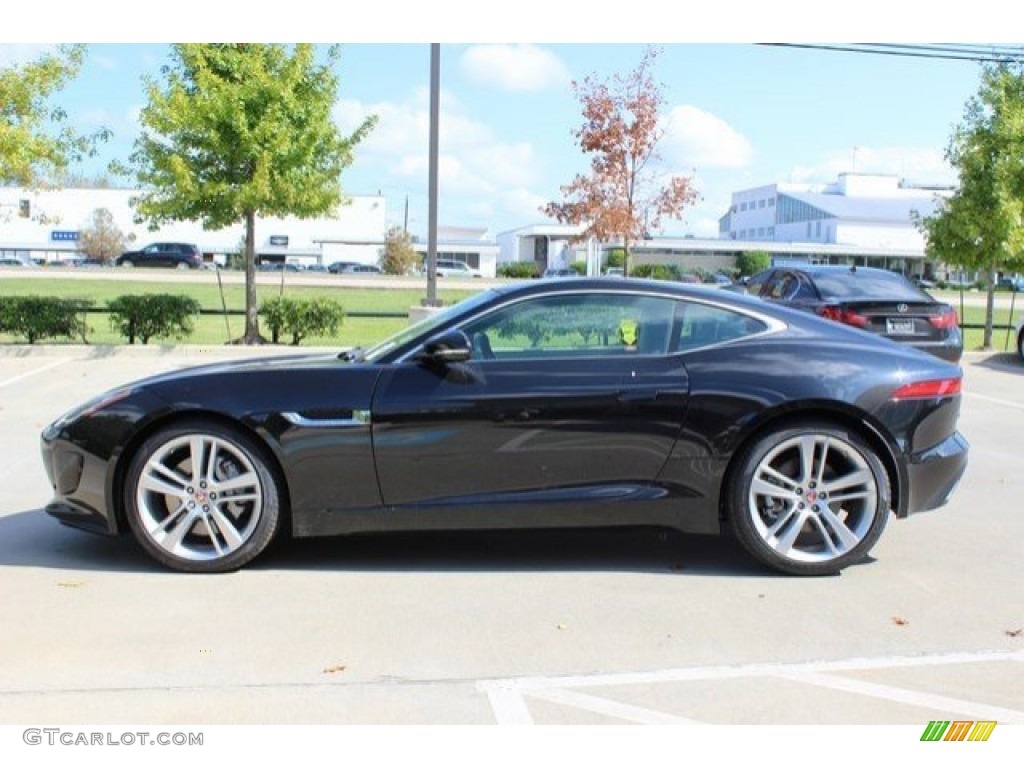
[2,275,1022,352]
[0,276,479,348]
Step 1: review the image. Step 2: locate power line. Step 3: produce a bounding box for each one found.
[758,43,1024,64]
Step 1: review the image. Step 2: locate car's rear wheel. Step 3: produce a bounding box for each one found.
[124,421,282,572]
[728,423,890,576]
[120,260,135,268]
[176,261,189,270]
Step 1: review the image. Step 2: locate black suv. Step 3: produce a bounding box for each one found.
[116,243,203,269]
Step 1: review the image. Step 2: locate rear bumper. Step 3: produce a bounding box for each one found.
[902,431,969,516]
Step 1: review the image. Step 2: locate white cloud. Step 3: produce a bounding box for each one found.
[459,44,570,92]
[0,44,58,67]
[788,146,955,186]
[335,94,542,193]
[661,105,753,170]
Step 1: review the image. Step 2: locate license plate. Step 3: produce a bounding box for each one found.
[886,318,915,334]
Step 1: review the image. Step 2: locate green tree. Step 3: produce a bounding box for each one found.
[78,207,132,263]
[918,63,1024,349]
[380,225,418,275]
[736,249,772,277]
[130,44,376,343]
[544,47,698,277]
[0,45,108,191]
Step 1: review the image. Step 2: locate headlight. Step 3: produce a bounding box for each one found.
[43,387,137,439]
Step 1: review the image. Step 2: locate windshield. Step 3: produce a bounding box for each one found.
[357,289,498,363]
[809,270,932,302]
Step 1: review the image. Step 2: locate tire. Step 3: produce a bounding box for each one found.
[1017,329,1024,362]
[176,261,190,270]
[727,422,890,576]
[123,420,282,572]
[121,260,135,268]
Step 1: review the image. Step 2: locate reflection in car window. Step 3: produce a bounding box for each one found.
[361,290,499,363]
[674,302,767,351]
[460,293,677,359]
[808,270,931,301]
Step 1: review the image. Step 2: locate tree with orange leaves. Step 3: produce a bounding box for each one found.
[544,48,697,277]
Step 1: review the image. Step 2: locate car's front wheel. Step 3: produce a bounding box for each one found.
[728,423,890,576]
[123,421,283,572]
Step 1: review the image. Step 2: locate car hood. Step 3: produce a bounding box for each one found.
[131,351,344,389]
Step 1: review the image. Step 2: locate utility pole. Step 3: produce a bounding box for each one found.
[424,43,441,307]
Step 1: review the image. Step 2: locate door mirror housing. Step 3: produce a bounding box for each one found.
[419,329,472,365]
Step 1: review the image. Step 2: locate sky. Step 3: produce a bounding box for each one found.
[0,3,1010,241]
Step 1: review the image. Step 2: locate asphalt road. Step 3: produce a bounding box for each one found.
[0,344,1021,731]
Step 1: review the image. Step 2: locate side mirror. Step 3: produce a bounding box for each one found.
[419,329,472,365]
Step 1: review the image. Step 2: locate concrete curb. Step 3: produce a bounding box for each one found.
[0,344,341,360]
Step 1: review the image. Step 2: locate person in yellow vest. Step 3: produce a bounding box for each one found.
[618,318,638,351]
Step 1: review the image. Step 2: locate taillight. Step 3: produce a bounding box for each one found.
[890,378,962,400]
[818,306,869,328]
[929,306,959,330]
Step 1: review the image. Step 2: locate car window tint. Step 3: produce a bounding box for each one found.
[460,293,678,359]
[809,271,931,301]
[674,302,768,351]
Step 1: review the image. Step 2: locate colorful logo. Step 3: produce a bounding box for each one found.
[920,720,997,742]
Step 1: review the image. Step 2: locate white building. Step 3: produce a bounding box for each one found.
[410,226,499,277]
[718,173,952,253]
[497,223,595,273]
[0,186,388,267]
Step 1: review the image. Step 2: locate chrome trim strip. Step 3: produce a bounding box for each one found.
[395,287,788,363]
[282,411,371,428]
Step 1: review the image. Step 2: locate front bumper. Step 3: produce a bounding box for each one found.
[40,435,119,535]
[902,431,969,516]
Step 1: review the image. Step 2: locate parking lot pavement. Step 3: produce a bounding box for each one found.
[0,346,1022,727]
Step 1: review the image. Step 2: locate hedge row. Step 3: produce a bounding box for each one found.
[0,297,92,344]
[0,295,346,346]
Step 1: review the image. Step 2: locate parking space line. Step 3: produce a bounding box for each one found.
[0,359,70,389]
[524,688,701,725]
[480,683,535,725]
[481,649,1024,693]
[773,670,1024,723]
[963,392,1024,409]
[478,650,1024,724]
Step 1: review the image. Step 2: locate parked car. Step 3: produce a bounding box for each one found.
[913,275,937,289]
[258,261,301,272]
[116,243,203,270]
[997,276,1024,292]
[436,259,482,278]
[741,265,962,362]
[328,261,359,274]
[339,264,383,275]
[542,268,575,278]
[41,278,967,576]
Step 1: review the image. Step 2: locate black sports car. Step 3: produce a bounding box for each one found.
[738,265,962,362]
[40,279,968,576]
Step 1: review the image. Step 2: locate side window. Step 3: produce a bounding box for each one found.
[460,293,677,360]
[674,302,768,352]
[745,270,772,297]
[767,273,798,300]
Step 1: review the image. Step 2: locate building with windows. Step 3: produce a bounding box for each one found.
[718,173,952,255]
[0,186,389,267]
